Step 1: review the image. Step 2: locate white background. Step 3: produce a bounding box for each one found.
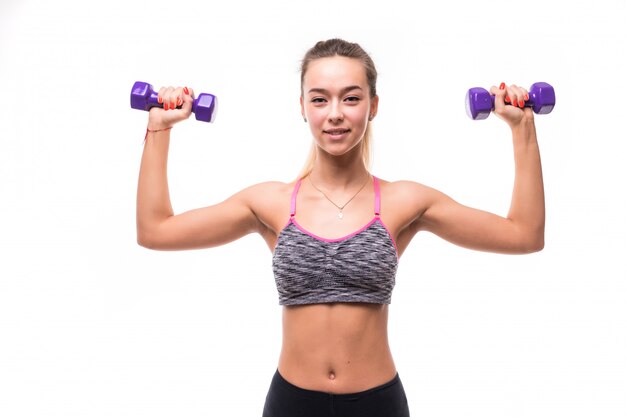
[1,0,625,416]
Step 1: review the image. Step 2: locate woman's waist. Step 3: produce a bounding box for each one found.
[278,302,394,392]
[277,340,396,393]
[282,302,389,340]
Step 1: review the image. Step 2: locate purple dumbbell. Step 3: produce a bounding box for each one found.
[130,81,218,123]
[465,82,555,120]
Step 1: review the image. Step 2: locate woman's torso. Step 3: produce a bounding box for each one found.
[278,302,396,393]
[255,177,422,393]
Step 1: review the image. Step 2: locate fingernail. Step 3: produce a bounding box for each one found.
[499,82,506,90]
[158,96,163,104]
[524,93,529,101]
[519,100,525,107]
[505,96,511,103]
[177,97,183,106]
[184,86,189,95]
[513,98,518,107]
[164,103,169,110]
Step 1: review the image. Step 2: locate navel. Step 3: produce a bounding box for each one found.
[328,370,336,380]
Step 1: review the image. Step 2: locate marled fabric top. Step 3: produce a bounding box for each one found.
[272,176,399,306]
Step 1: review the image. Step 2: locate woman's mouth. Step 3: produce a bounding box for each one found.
[323,128,351,139]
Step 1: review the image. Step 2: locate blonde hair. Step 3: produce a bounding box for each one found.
[297,39,378,180]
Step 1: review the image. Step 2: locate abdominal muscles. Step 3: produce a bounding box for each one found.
[277,302,398,394]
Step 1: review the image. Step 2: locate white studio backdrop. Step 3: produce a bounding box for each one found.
[1,0,625,416]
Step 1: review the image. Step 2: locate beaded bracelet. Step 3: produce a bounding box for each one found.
[143,126,172,143]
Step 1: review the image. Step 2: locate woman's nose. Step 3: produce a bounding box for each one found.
[328,102,344,122]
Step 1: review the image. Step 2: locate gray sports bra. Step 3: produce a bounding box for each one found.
[272,176,399,306]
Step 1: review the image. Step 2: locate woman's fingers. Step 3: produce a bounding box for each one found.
[150,85,195,128]
[181,86,195,110]
[157,86,187,110]
[489,82,530,109]
[488,82,534,127]
[158,86,171,110]
[520,86,529,107]
[489,82,507,113]
[502,84,530,108]
[507,84,524,107]
[171,87,183,109]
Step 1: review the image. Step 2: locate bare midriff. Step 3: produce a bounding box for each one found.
[277,302,397,394]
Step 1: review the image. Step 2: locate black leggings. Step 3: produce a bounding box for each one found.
[262,369,410,417]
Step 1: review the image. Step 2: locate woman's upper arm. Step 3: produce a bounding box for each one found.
[414,185,542,254]
[137,184,264,251]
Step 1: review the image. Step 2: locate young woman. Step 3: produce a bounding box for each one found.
[136,39,545,417]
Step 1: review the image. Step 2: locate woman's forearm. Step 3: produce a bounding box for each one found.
[507,119,545,249]
[136,130,174,243]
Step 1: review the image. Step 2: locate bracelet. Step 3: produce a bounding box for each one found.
[143,126,172,143]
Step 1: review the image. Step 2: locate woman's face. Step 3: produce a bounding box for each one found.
[301,56,378,157]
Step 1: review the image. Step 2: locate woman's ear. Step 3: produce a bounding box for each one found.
[369,95,379,121]
[300,96,306,122]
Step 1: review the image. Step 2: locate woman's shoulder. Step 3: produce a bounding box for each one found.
[238,180,297,233]
[375,177,443,216]
[235,180,298,210]
[376,177,435,196]
[242,179,297,196]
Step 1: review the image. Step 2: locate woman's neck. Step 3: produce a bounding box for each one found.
[308,145,370,190]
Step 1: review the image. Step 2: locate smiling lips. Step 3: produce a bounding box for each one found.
[324,128,351,136]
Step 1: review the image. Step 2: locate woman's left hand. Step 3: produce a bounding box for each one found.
[489,82,534,128]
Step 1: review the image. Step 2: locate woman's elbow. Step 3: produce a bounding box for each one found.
[137,235,154,250]
[137,229,161,250]
[518,233,544,254]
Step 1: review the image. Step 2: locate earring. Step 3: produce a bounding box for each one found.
[368,115,373,121]
[303,117,307,122]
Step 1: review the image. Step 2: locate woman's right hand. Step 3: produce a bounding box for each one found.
[489,82,534,129]
[147,85,196,130]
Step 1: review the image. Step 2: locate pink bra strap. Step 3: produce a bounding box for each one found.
[290,178,303,217]
[373,176,381,216]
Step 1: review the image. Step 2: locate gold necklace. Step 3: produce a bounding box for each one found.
[307,174,371,220]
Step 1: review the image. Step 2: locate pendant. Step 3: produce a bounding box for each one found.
[338,211,344,220]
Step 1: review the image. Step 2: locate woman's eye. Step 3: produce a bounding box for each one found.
[345,96,360,102]
[311,98,326,103]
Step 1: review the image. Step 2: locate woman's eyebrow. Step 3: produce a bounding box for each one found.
[307,85,363,95]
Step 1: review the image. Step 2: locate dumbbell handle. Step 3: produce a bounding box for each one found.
[130,81,218,123]
[466,82,555,120]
